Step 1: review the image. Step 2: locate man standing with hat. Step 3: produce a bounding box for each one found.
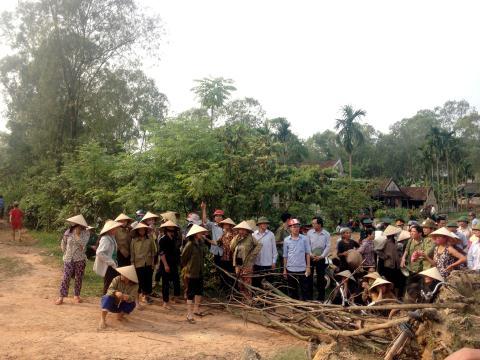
[283,218,311,300]
[447,221,468,250]
[252,217,277,288]
[307,216,330,301]
[201,201,224,270]
[114,213,134,267]
[421,218,436,239]
[457,216,472,243]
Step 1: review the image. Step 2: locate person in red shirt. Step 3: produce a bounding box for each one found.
[9,201,23,241]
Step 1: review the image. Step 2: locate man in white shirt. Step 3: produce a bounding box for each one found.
[469,212,479,227]
[253,217,278,288]
[307,216,330,301]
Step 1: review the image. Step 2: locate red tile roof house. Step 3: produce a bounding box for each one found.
[373,178,437,209]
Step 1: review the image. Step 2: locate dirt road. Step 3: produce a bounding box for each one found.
[0,228,301,360]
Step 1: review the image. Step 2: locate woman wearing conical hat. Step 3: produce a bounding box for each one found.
[99,265,139,329]
[130,222,156,305]
[140,211,160,244]
[230,221,263,299]
[114,213,134,267]
[158,220,182,309]
[368,277,396,303]
[331,270,358,305]
[94,220,123,295]
[420,227,466,279]
[55,215,91,305]
[216,218,236,290]
[181,224,209,323]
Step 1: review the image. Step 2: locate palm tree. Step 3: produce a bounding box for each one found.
[335,105,366,178]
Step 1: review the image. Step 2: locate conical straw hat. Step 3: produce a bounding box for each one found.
[131,222,149,233]
[431,227,458,239]
[114,213,133,222]
[116,265,138,283]
[219,217,236,227]
[160,220,179,228]
[100,220,122,235]
[66,214,89,228]
[383,225,401,237]
[397,230,411,242]
[186,224,208,238]
[141,211,159,222]
[363,272,381,280]
[337,270,352,279]
[234,220,253,232]
[369,277,392,290]
[419,267,444,282]
[246,219,258,231]
[161,211,180,223]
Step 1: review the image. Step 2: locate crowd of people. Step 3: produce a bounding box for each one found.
[26,202,480,327]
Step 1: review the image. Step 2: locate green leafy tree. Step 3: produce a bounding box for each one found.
[0,0,164,168]
[192,77,236,127]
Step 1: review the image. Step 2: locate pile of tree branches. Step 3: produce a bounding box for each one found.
[205,264,470,357]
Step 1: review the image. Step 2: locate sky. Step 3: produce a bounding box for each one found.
[1,0,480,138]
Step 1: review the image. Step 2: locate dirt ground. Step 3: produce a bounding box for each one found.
[0,224,302,360]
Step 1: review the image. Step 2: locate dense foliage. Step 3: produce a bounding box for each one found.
[0,1,478,231]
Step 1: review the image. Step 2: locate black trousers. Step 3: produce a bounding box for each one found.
[310,260,327,301]
[253,265,272,289]
[117,252,131,267]
[161,266,181,302]
[136,265,153,295]
[103,266,118,295]
[220,260,234,290]
[186,277,204,300]
[286,270,310,300]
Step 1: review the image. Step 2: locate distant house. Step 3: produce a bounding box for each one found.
[317,159,344,176]
[457,183,480,208]
[373,178,437,209]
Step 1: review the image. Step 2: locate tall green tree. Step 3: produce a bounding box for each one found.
[335,105,366,178]
[0,0,165,167]
[192,77,236,127]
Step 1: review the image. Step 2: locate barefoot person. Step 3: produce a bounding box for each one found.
[55,215,90,305]
[94,220,123,294]
[181,224,208,323]
[99,265,139,329]
[9,201,23,242]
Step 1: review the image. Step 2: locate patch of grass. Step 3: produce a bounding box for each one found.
[269,346,309,360]
[0,256,32,278]
[30,230,104,297]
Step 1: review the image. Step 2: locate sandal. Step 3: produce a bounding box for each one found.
[186,316,196,324]
[55,297,63,305]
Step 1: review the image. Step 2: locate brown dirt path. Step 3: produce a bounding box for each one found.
[0,227,302,360]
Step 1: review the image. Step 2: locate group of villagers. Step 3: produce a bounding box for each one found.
[337,214,479,307]
[53,204,480,328]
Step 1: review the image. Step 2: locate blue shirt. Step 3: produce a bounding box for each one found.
[206,220,224,256]
[307,228,330,258]
[283,234,311,272]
